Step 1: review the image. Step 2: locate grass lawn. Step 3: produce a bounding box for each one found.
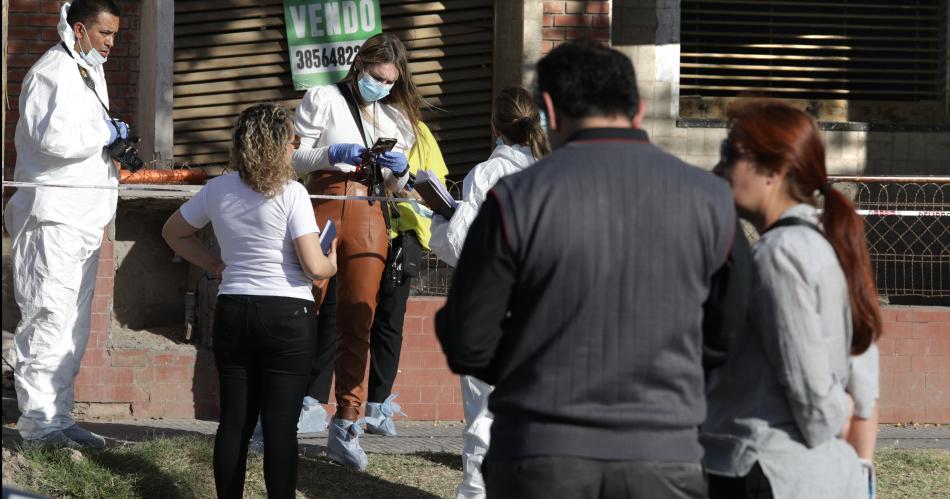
[2,436,947,498]
[2,436,460,498]
[874,448,950,499]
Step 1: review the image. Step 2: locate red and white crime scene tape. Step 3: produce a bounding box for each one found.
[1,180,432,204]
[4,180,950,217]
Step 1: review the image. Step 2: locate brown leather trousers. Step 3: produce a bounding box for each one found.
[306,171,388,418]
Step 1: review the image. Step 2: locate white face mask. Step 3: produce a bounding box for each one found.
[78,25,107,66]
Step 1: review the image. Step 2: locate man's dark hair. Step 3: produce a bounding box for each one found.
[536,40,640,120]
[66,0,121,27]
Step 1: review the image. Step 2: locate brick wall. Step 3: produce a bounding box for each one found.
[4,0,140,173]
[73,228,217,419]
[390,298,462,420]
[542,1,611,54]
[71,280,948,423]
[878,306,950,423]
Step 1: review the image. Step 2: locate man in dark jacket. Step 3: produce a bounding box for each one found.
[435,41,750,499]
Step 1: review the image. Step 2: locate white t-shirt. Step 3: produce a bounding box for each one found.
[292,84,415,174]
[179,173,319,301]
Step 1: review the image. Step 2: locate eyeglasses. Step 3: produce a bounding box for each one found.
[720,140,743,165]
[713,139,742,176]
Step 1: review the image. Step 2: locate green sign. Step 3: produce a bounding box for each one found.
[283,0,382,90]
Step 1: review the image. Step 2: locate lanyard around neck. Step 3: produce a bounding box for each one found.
[60,41,111,115]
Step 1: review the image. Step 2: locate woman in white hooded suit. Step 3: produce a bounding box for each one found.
[429,86,550,499]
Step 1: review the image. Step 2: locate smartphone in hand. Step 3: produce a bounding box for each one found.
[370,137,398,154]
[319,219,336,256]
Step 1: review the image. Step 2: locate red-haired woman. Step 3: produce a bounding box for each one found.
[702,101,881,499]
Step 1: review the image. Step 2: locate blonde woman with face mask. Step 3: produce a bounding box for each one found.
[291,32,425,470]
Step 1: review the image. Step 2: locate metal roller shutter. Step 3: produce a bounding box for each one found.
[173,0,494,176]
[679,0,948,122]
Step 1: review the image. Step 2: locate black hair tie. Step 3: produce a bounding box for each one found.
[818,182,832,195]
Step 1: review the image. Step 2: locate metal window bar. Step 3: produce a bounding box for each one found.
[415,176,950,298]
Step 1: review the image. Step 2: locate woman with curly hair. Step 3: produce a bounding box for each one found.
[162,103,337,498]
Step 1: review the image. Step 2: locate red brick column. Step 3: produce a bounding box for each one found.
[390,297,463,420]
[73,227,116,402]
[542,1,611,54]
[75,227,217,419]
[878,305,950,423]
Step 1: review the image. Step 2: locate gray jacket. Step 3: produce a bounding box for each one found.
[701,204,865,499]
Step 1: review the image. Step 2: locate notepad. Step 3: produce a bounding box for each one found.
[319,219,336,256]
[414,169,457,219]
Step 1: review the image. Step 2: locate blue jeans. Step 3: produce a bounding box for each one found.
[212,294,317,499]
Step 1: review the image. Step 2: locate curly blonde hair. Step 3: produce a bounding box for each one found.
[230,103,297,197]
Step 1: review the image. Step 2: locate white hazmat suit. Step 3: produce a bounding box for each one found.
[4,3,118,441]
[429,143,536,499]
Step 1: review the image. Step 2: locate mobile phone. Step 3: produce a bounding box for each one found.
[319,219,336,256]
[370,137,398,154]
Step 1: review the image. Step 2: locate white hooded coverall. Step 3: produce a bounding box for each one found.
[4,3,118,440]
[429,143,537,499]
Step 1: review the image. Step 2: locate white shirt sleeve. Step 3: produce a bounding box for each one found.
[292,86,334,174]
[179,184,212,229]
[286,182,319,240]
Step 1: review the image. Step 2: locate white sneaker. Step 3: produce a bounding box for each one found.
[27,430,80,448]
[61,425,107,448]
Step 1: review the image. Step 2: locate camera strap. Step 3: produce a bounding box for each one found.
[335,80,393,232]
[60,41,118,128]
[335,81,367,148]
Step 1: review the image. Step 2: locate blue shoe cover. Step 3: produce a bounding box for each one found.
[297,396,329,434]
[327,417,368,471]
[364,393,407,436]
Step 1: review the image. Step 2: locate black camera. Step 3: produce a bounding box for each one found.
[106,119,145,172]
[106,136,144,172]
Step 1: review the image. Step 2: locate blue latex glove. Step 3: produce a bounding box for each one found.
[328,143,367,165]
[106,119,129,145]
[377,151,408,175]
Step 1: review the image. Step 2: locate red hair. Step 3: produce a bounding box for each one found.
[728,101,881,354]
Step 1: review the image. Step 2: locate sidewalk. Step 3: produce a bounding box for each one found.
[78,419,465,455]
[3,390,948,453]
[876,425,950,450]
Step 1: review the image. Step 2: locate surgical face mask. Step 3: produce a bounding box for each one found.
[358,72,393,102]
[78,25,107,66]
[539,110,548,133]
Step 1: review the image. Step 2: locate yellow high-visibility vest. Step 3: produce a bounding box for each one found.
[391,121,449,250]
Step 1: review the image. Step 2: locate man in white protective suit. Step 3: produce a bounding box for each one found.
[4,0,127,447]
